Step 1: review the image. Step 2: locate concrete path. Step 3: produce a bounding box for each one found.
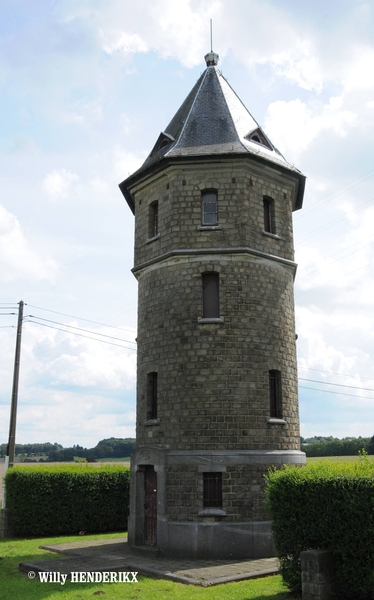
[19,537,279,586]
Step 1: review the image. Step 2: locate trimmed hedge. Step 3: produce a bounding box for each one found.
[4,464,130,537]
[265,458,374,599]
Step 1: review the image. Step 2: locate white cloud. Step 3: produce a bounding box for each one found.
[89,177,110,196]
[60,100,103,126]
[113,145,145,179]
[0,321,137,446]
[23,321,136,391]
[266,41,323,93]
[343,47,374,92]
[42,168,79,201]
[0,204,57,282]
[264,97,357,159]
[100,31,148,55]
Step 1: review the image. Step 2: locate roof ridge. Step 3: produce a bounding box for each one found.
[215,70,252,155]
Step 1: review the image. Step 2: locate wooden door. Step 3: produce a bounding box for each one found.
[144,466,157,546]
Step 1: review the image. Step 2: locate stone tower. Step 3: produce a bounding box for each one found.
[119,51,306,559]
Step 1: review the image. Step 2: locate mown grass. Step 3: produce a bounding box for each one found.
[0,532,300,599]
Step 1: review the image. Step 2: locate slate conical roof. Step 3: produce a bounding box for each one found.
[120,54,305,212]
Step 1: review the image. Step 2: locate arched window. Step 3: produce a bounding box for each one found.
[202,272,220,318]
[202,190,218,226]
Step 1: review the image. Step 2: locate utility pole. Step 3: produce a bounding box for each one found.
[2,300,24,509]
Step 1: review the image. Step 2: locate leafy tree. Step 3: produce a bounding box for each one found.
[367,435,374,455]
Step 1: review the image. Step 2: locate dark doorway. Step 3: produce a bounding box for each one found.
[144,466,157,546]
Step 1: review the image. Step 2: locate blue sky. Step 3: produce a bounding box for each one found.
[1,0,374,447]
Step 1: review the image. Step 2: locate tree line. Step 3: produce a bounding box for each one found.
[301,436,374,457]
[0,437,136,462]
[2,436,373,461]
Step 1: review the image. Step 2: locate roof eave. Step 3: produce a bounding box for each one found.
[118,179,136,215]
[119,152,305,213]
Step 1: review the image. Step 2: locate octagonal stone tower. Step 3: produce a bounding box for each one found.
[119,51,306,559]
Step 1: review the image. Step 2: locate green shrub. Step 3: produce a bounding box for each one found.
[5,464,130,537]
[265,458,374,599]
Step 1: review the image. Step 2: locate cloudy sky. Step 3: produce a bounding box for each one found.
[1,0,374,449]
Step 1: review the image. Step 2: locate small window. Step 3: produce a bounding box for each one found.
[149,201,158,238]
[147,372,158,420]
[202,272,219,318]
[263,196,275,234]
[203,472,222,508]
[269,370,282,418]
[202,190,218,225]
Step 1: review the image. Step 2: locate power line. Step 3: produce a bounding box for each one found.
[297,234,374,280]
[27,315,137,346]
[299,378,374,393]
[24,320,137,351]
[299,366,374,383]
[27,304,136,334]
[299,385,374,400]
[295,256,374,298]
[297,195,374,245]
[294,167,374,220]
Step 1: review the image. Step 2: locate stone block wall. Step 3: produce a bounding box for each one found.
[301,549,336,600]
[131,158,298,269]
[126,154,303,549]
[135,256,300,450]
[166,463,269,522]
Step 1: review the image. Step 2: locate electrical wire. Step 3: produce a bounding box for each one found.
[297,195,374,245]
[299,378,374,393]
[27,316,136,346]
[295,256,374,298]
[299,366,374,383]
[294,168,374,220]
[24,320,137,351]
[27,304,136,334]
[299,385,374,400]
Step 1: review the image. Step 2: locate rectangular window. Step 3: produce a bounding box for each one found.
[202,272,220,318]
[147,372,158,420]
[202,190,218,225]
[149,201,158,238]
[203,472,222,508]
[269,370,282,418]
[263,197,274,234]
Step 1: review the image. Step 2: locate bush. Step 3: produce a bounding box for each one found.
[5,464,130,537]
[265,458,374,599]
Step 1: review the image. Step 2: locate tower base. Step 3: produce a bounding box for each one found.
[128,446,305,559]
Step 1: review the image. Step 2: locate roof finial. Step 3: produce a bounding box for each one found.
[204,19,219,66]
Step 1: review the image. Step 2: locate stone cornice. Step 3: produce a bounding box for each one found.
[132,246,298,279]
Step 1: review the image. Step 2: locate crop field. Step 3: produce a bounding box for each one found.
[306,455,374,463]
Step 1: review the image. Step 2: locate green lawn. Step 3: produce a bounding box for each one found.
[0,532,300,599]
